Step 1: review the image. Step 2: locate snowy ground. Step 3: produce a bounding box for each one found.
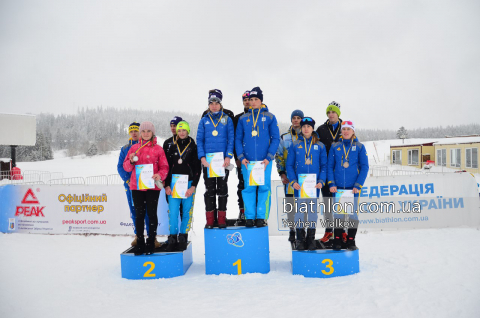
[1,139,480,317]
[1,229,479,318]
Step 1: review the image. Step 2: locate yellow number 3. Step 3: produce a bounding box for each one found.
[321,259,334,275]
[143,261,156,278]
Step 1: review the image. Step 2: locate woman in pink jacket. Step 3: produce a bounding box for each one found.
[123,121,169,255]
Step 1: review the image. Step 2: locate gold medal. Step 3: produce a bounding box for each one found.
[252,131,258,137]
[212,130,218,136]
[343,162,349,168]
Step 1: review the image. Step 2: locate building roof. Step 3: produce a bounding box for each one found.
[391,142,435,148]
[433,136,480,146]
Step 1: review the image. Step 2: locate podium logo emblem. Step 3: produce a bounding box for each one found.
[227,232,244,248]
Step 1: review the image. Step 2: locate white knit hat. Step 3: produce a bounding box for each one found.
[341,120,355,132]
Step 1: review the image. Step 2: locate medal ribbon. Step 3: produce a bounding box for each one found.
[208,111,224,131]
[176,139,191,160]
[342,140,353,164]
[328,120,340,140]
[134,139,151,157]
[304,136,314,163]
[251,108,262,135]
[291,127,298,142]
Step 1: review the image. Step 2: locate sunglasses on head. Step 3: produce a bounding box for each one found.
[342,121,353,125]
[242,93,249,98]
[303,117,313,122]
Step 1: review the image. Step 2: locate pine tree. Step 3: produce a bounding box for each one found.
[396,126,408,139]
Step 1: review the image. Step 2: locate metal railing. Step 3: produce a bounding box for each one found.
[108,174,124,185]
[48,177,85,185]
[0,170,128,186]
[85,175,108,185]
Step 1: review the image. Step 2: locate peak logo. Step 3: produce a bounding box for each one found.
[15,188,45,217]
[21,188,40,204]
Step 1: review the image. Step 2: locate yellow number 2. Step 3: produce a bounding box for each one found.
[233,259,242,275]
[321,259,334,275]
[143,261,156,278]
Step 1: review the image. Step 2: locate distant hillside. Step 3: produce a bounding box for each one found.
[1,107,478,160]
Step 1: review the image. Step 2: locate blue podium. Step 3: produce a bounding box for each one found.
[120,242,193,279]
[204,226,270,275]
[292,249,359,278]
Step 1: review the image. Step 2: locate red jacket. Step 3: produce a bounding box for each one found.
[123,137,169,191]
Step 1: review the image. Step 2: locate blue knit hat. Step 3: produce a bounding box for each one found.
[291,110,304,120]
[242,90,250,100]
[128,122,140,133]
[300,117,316,130]
[249,87,263,102]
[170,116,183,126]
[208,89,223,104]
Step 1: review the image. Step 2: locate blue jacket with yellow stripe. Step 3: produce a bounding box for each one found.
[197,110,235,160]
[117,139,138,189]
[275,125,300,176]
[235,105,280,162]
[286,133,327,186]
[327,136,369,190]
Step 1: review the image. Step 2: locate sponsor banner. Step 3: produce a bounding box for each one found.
[0,185,169,235]
[271,173,480,235]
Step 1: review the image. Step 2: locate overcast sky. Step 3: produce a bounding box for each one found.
[1,0,479,130]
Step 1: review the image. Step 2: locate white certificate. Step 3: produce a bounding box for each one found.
[206,152,225,178]
[334,189,355,214]
[135,164,154,190]
[247,161,265,186]
[299,174,316,198]
[171,174,189,199]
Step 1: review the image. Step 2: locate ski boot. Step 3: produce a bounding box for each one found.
[218,211,227,229]
[255,219,266,227]
[245,219,254,228]
[288,229,296,243]
[236,208,246,226]
[333,229,345,251]
[346,228,358,250]
[165,235,178,252]
[132,236,145,256]
[145,237,156,255]
[295,228,306,251]
[205,211,214,229]
[306,228,316,251]
[177,233,188,251]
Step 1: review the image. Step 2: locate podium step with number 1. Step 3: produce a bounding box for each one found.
[204,226,270,275]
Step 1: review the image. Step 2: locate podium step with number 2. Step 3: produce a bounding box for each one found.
[121,242,193,279]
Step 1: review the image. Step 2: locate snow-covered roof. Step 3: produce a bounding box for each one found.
[0,158,11,162]
[434,137,480,145]
[389,138,438,148]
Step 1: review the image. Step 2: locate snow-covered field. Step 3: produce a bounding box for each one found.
[1,229,479,318]
[1,138,480,317]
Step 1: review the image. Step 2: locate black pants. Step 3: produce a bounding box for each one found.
[132,190,160,239]
[203,167,229,211]
[236,165,244,210]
